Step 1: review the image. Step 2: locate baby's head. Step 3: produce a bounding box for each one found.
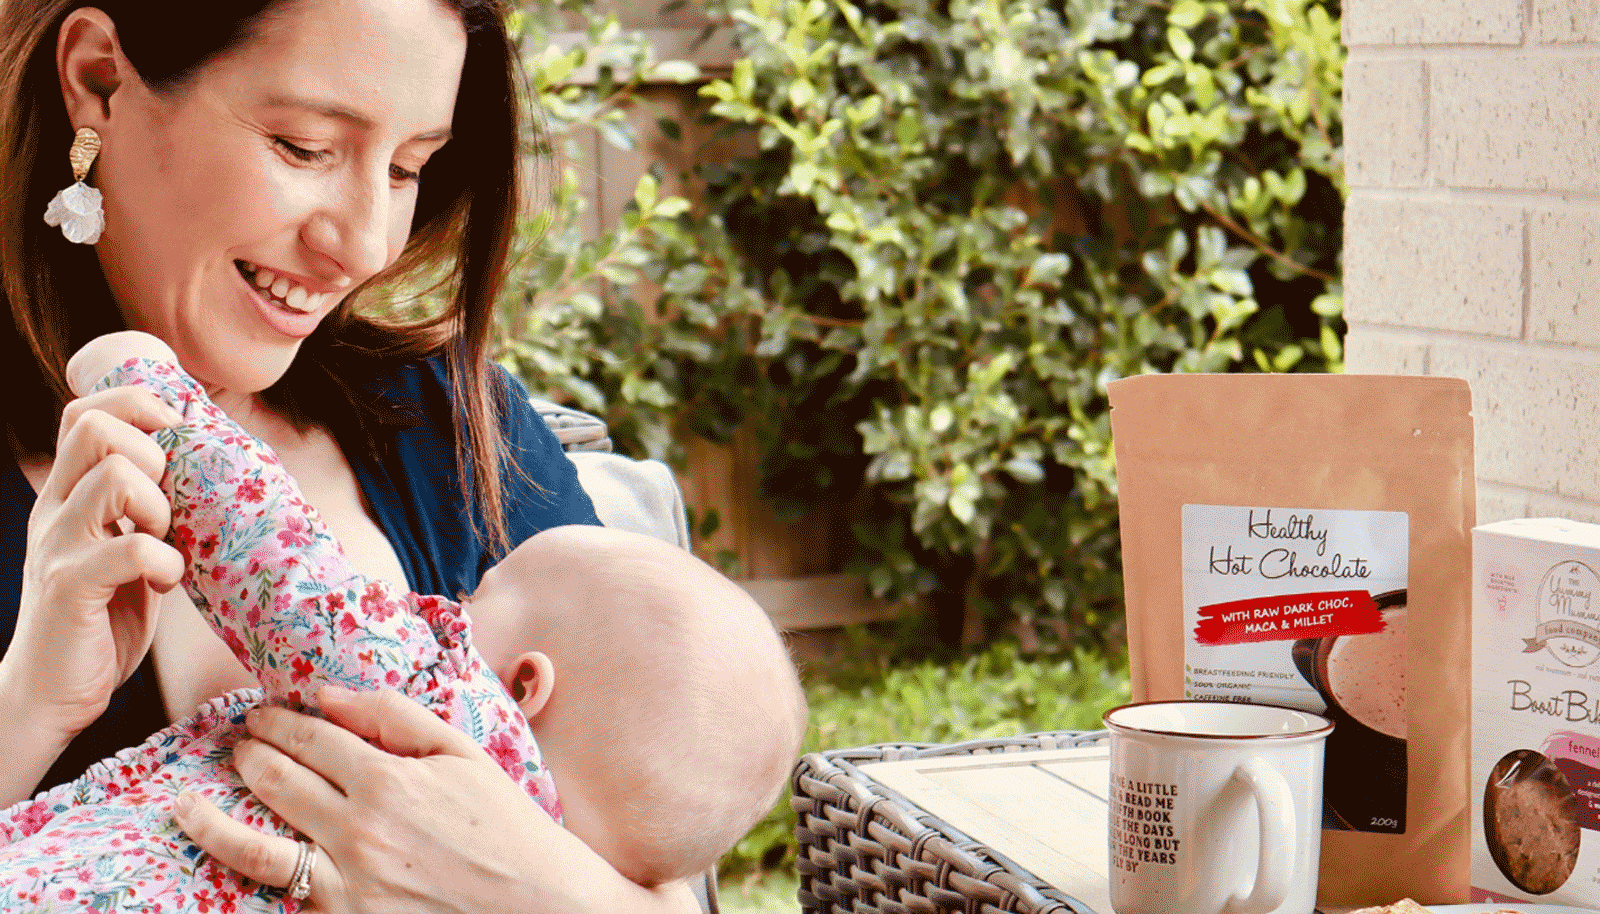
[465,525,807,888]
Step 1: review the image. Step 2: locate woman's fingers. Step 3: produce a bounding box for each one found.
[209,690,688,914]
[172,792,337,904]
[22,532,182,688]
[68,451,173,539]
[231,734,349,838]
[242,704,397,795]
[317,685,480,759]
[239,690,481,803]
[38,530,184,600]
[59,383,184,439]
[44,388,179,505]
[94,531,186,599]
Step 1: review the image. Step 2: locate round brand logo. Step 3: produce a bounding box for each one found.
[1526,561,1600,668]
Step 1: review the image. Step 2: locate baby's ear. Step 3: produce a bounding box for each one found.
[66,331,177,395]
[507,650,556,720]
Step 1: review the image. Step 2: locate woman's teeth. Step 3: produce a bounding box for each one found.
[237,260,328,315]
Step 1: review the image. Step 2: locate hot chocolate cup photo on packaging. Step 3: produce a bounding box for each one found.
[1292,589,1408,832]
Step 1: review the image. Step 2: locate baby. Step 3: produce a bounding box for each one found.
[0,332,805,909]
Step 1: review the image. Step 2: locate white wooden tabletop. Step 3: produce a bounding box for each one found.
[859,745,1362,914]
[861,745,1115,913]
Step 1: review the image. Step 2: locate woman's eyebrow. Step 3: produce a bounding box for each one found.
[261,93,453,142]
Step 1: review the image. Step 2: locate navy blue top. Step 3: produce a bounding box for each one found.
[1,357,599,793]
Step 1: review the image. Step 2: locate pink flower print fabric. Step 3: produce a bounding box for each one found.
[0,357,558,911]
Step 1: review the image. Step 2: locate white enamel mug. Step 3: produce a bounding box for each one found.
[1104,701,1332,914]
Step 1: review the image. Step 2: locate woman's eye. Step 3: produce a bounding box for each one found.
[274,137,329,164]
[390,163,422,185]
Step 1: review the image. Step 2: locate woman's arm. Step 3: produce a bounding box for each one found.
[176,686,703,914]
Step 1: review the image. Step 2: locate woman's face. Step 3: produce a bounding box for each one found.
[88,0,467,404]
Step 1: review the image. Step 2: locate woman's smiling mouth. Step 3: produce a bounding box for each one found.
[235,260,338,315]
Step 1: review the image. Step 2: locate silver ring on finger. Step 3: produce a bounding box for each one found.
[287,838,316,901]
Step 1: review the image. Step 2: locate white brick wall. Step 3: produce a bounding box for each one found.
[1344,0,1600,522]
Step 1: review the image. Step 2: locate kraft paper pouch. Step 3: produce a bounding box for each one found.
[1108,373,1474,907]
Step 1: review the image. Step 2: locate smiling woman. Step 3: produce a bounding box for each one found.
[1,0,522,538]
[83,0,465,397]
[0,1,705,912]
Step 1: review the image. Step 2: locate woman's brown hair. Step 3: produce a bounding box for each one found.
[0,0,525,552]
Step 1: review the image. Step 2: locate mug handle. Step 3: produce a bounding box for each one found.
[1223,757,1296,914]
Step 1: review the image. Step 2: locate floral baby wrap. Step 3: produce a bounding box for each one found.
[0,358,559,911]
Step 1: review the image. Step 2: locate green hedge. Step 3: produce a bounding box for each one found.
[503,0,1345,649]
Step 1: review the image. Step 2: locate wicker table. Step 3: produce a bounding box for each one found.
[792,732,1381,914]
[792,731,1110,914]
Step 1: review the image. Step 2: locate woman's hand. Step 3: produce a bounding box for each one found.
[175,686,702,914]
[0,385,185,800]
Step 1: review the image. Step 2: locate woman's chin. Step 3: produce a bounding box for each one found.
[184,345,301,404]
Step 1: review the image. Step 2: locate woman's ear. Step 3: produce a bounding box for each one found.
[507,650,555,720]
[56,8,130,127]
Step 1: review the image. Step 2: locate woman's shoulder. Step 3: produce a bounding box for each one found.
[353,354,598,597]
[362,351,463,411]
[368,355,577,467]
[368,354,533,426]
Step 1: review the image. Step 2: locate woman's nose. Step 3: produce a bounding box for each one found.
[303,167,394,280]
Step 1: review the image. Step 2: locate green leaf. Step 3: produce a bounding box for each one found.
[599,263,639,285]
[651,59,701,83]
[973,351,1016,389]
[1168,26,1195,62]
[540,48,581,86]
[949,491,977,525]
[847,95,883,126]
[1312,290,1344,317]
[896,108,920,148]
[654,197,692,218]
[1028,253,1071,286]
[633,173,659,213]
[731,57,755,100]
[594,115,636,151]
[1005,458,1045,484]
[1169,0,1207,29]
[789,77,816,110]
[789,161,821,195]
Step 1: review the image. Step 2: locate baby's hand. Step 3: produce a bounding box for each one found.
[67,331,179,396]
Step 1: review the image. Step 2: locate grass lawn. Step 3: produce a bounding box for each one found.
[717,871,802,914]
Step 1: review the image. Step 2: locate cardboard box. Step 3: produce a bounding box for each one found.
[1472,517,1600,906]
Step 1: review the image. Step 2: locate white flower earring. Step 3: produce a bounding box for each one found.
[44,127,105,244]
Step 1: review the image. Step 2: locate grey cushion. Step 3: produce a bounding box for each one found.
[532,397,690,550]
[571,450,690,550]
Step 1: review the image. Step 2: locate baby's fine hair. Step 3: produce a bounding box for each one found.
[525,526,807,887]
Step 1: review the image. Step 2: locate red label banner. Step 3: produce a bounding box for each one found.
[1194,589,1383,646]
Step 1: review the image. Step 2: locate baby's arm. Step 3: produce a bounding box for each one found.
[87,356,432,707]
[77,334,557,811]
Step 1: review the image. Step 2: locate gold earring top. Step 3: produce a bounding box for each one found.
[69,127,101,183]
